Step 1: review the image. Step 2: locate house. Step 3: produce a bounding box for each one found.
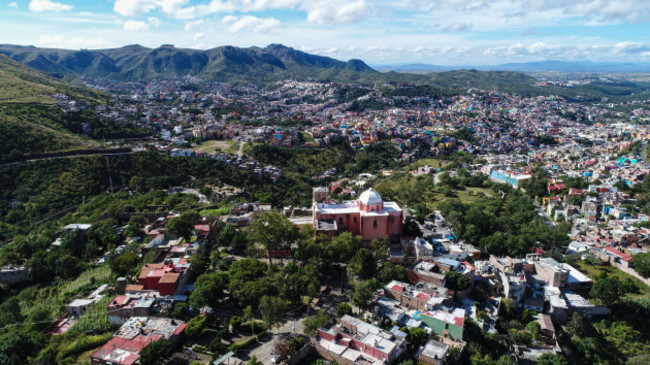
[383,280,450,311]
[91,317,186,365]
[108,292,159,326]
[420,308,465,341]
[416,339,449,365]
[66,285,108,317]
[314,315,407,364]
[138,259,189,296]
[0,265,27,285]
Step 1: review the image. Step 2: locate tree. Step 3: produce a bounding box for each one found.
[351,279,378,309]
[166,216,194,241]
[185,315,207,339]
[537,353,569,365]
[139,340,171,365]
[590,277,621,306]
[630,252,650,278]
[88,219,121,251]
[303,311,330,335]
[188,252,209,278]
[526,321,541,340]
[109,251,140,276]
[219,224,248,251]
[259,295,287,329]
[124,215,146,238]
[229,258,275,308]
[377,262,407,283]
[189,271,228,308]
[331,232,362,261]
[337,303,353,317]
[349,249,377,280]
[407,327,429,351]
[247,212,300,266]
[444,271,471,292]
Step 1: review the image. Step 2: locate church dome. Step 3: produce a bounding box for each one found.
[359,188,383,205]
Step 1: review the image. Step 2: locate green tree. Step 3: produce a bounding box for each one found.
[630,252,650,278]
[166,215,194,241]
[124,215,147,238]
[407,327,429,351]
[189,271,228,308]
[537,353,569,365]
[185,315,207,339]
[303,311,330,335]
[349,249,377,280]
[590,277,621,306]
[228,258,275,308]
[219,224,248,251]
[259,295,287,329]
[351,279,378,309]
[247,212,300,266]
[330,232,362,261]
[109,251,141,276]
[444,271,471,291]
[336,303,353,317]
[139,340,171,365]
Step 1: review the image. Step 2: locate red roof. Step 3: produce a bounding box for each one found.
[605,246,632,261]
[390,284,403,293]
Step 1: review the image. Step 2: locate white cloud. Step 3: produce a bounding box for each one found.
[222,15,282,33]
[29,0,72,12]
[123,20,150,31]
[148,17,162,27]
[36,34,107,49]
[303,0,369,24]
[8,2,18,9]
[112,0,370,23]
[193,32,205,40]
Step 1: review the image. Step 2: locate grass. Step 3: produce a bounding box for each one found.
[192,140,239,155]
[300,131,315,143]
[407,158,452,170]
[428,186,493,208]
[570,260,650,300]
[18,265,113,320]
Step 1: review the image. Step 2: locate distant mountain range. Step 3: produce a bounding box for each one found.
[375,61,650,74]
[0,43,377,84]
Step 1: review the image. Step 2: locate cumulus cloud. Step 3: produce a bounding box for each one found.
[148,17,162,27]
[36,34,107,49]
[29,0,72,12]
[8,2,18,9]
[222,15,282,33]
[123,20,150,31]
[112,0,370,24]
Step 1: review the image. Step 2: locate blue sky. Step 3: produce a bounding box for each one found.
[2,0,650,65]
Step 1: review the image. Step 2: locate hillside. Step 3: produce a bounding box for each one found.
[0,55,103,162]
[0,43,378,84]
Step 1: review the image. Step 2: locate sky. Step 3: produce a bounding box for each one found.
[1,0,650,65]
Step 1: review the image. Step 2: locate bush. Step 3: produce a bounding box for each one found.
[290,336,306,351]
[229,316,243,332]
[228,336,259,352]
[185,315,207,339]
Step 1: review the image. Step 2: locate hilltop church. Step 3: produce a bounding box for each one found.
[312,187,403,243]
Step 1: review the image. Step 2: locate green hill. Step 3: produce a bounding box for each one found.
[0,55,104,162]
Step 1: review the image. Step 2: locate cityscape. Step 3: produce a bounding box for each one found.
[1,1,650,365]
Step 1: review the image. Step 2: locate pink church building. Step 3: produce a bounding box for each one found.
[313,187,403,243]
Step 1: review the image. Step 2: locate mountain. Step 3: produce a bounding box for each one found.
[0,43,378,83]
[377,61,650,74]
[0,54,105,162]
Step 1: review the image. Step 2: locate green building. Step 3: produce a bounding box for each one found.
[420,308,465,341]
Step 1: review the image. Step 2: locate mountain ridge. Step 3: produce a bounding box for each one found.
[0,43,377,83]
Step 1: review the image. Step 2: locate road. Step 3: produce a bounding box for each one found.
[0,149,141,169]
[236,141,244,159]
